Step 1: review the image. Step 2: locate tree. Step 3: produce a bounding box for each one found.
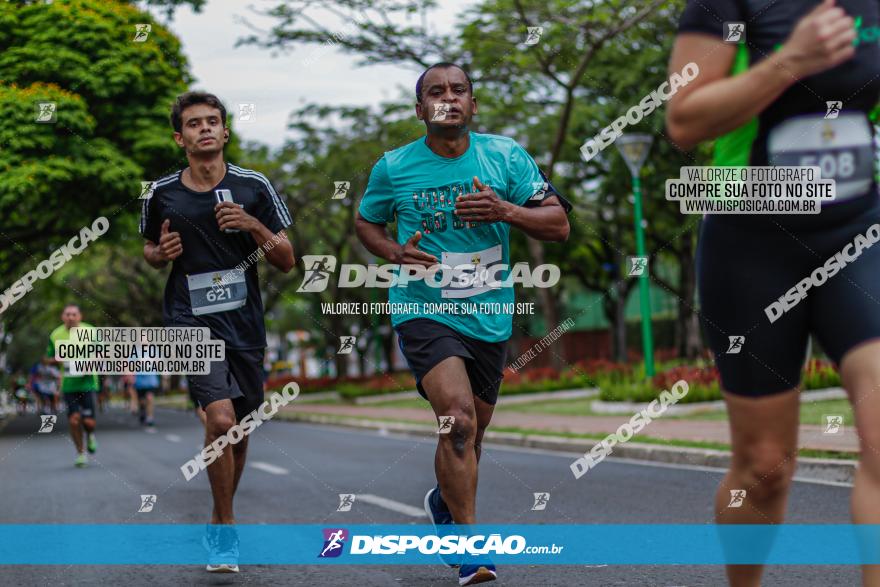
[0,0,193,369]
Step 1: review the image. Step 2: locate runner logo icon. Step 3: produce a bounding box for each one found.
[525,26,543,46]
[332,181,350,200]
[628,256,648,276]
[38,415,56,433]
[338,336,356,355]
[133,24,151,42]
[825,101,842,119]
[138,495,156,513]
[238,103,256,122]
[319,528,348,558]
[432,103,450,122]
[726,336,745,354]
[531,492,550,511]
[35,102,56,123]
[437,416,455,434]
[724,22,745,43]
[139,181,155,200]
[728,490,746,508]
[823,415,844,434]
[337,494,356,512]
[297,255,337,292]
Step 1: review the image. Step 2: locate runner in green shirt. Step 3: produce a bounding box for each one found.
[46,303,99,467]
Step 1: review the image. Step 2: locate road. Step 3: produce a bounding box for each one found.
[0,406,860,586]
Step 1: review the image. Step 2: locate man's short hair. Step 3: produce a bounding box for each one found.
[170,92,227,132]
[62,303,80,312]
[415,62,474,103]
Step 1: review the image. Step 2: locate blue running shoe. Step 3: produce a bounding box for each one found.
[424,485,459,568]
[203,524,240,573]
[458,562,497,585]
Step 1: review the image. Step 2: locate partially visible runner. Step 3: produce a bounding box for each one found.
[141,91,295,574]
[134,369,160,428]
[29,361,60,416]
[122,373,137,416]
[355,62,571,586]
[13,372,29,415]
[667,1,880,585]
[46,304,100,467]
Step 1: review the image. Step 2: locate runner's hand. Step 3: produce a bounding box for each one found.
[781,0,857,79]
[454,176,510,223]
[215,201,256,232]
[393,231,438,268]
[158,219,183,261]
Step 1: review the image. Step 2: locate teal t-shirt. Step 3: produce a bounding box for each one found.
[358,132,545,343]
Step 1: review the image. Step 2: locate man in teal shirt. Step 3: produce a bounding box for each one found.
[355,62,570,586]
[46,303,100,467]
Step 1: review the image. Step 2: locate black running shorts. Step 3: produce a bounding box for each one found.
[698,198,880,396]
[395,318,507,405]
[64,392,96,418]
[187,348,265,421]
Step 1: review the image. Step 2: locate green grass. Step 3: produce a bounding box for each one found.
[152,398,857,460]
[500,396,855,427]
[282,411,857,461]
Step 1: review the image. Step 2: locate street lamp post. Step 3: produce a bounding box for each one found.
[616,134,655,378]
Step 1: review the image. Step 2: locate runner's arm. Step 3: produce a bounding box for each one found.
[502,196,569,242]
[667,2,856,150]
[249,224,295,273]
[666,36,791,150]
[354,213,438,267]
[143,241,169,269]
[456,177,569,242]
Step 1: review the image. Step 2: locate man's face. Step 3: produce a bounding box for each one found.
[174,103,228,156]
[416,67,476,128]
[61,306,81,329]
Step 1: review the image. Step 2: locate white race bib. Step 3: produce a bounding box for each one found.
[768,112,874,203]
[187,270,247,316]
[440,244,503,299]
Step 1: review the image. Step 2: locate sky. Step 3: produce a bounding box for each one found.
[148,0,475,149]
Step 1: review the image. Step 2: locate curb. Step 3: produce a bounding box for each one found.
[283,412,857,485]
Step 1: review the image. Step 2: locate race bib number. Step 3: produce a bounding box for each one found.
[768,113,874,203]
[440,244,503,299]
[187,270,246,316]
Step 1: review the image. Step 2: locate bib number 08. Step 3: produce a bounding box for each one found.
[798,151,855,180]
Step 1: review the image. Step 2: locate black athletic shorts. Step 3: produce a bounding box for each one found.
[187,348,265,421]
[698,197,880,397]
[63,392,97,418]
[136,387,159,399]
[395,318,507,405]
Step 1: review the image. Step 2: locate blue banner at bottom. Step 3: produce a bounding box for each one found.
[1,525,879,564]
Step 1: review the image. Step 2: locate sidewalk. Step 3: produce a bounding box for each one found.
[285,404,859,453]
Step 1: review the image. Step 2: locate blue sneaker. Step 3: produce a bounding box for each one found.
[458,562,497,585]
[203,525,239,573]
[424,485,459,568]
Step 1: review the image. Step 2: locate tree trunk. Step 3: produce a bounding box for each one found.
[527,236,561,369]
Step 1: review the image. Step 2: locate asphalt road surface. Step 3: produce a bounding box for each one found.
[0,406,861,586]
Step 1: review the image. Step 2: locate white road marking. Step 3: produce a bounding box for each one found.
[250,461,289,475]
[165,434,181,443]
[356,493,426,518]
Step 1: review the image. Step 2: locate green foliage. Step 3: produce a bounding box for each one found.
[0,0,192,370]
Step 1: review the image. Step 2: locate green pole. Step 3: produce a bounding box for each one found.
[632,175,655,377]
